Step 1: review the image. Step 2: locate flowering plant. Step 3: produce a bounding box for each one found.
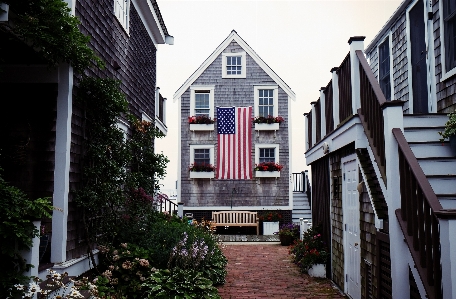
[277,223,300,239]
[259,210,283,222]
[254,161,283,172]
[438,111,456,142]
[289,226,329,272]
[253,115,284,124]
[188,115,215,124]
[189,163,216,172]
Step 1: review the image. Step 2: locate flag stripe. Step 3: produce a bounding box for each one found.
[216,106,252,179]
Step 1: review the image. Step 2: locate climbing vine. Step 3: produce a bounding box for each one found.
[0,0,103,73]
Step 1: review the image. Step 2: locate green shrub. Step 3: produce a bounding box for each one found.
[0,167,53,297]
[142,268,221,299]
[289,226,329,273]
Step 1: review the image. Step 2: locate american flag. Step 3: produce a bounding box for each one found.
[216,106,252,179]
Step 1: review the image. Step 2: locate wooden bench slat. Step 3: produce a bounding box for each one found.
[211,211,259,235]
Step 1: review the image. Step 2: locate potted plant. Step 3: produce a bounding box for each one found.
[277,223,300,246]
[259,210,283,235]
[188,115,215,131]
[254,162,283,178]
[189,163,216,179]
[253,115,284,131]
[438,111,456,154]
[289,226,329,278]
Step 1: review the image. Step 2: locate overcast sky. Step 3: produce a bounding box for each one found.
[154,0,404,195]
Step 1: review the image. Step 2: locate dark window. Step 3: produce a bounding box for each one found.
[379,38,391,101]
[194,149,210,165]
[259,148,275,163]
[444,0,456,71]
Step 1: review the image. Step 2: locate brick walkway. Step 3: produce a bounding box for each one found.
[217,244,347,299]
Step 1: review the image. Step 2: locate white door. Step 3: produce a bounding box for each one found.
[342,156,361,299]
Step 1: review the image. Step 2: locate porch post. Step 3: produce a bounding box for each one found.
[52,63,73,263]
[311,102,316,148]
[348,36,365,114]
[304,113,309,151]
[331,67,340,127]
[320,87,326,138]
[383,104,408,298]
[440,218,456,298]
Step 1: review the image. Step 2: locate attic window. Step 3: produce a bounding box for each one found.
[222,52,246,78]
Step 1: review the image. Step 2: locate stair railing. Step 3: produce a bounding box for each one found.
[392,128,442,299]
[292,172,305,192]
[356,50,388,184]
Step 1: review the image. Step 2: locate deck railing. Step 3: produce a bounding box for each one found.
[392,128,442,299]
[156,193,178,215]
[337,53,352,123]
[315,99,321,143]
[356,50,387,184]
[158,94,165,123]
[292,172,308,193]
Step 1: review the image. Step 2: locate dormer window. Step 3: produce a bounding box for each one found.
[222,52,246,78]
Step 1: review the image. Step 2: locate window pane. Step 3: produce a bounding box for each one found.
[194,149,210,165]
[258,89,274,117]
[259,148,275,163]
[378,39,391,101]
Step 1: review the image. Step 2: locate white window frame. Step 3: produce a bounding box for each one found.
[190,86,215,119]
[116,119,129,141]
[439,0,456,81]
[114,0,130,33]
[222,52,246,78]
[254,143,279,165]
[190,144,215,166]
[254,85,278,117]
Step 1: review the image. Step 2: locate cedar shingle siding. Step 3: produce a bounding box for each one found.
[180,40,290,210]
[65,0,158,260]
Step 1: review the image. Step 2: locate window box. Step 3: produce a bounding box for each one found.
[190,124,214,131]
[190,171,215,179]
[254,123,280,131]
[255,171,280,178]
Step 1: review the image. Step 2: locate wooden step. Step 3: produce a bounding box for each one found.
[428,176,456,194]
[417,158,456,176]
[403,113,448,128]
[437,194,456,209]
[409,142,454,158]
[403,127,444,143]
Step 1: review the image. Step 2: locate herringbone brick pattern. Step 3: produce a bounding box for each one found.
[217,244,347,299]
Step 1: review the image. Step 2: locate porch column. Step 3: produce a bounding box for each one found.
[52,63,73,263]
[331,67,340,127]
[319,87,326,138]
[348,36,365,114]
[439,217,456,298]
[304,113,309,152]
[383,104,408,298]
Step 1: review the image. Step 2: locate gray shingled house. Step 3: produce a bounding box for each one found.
[304,0,456,298]
[174,30,299,227]
[0,0,172,280]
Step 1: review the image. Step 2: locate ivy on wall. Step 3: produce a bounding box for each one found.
[0,0,103,73]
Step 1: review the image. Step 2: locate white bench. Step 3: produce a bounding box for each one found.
[211,211,259,235]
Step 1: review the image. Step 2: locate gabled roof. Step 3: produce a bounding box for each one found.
[132,0,173,45]
[173,30,295,101]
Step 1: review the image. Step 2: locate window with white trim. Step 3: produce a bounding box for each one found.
[222,52,246,78]
[255,143,279,164]
[254,86,278,117]
[378,38,391,101]
[114,0,130,32]
[190,144,215,166]
[443,0,456,74]
[190,86,215,118]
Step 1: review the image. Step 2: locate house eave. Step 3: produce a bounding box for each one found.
[365,0,411,53]
[131,0,173,45]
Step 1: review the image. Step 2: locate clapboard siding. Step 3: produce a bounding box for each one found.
[180,40,290,208]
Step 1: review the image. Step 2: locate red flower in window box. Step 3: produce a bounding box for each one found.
[254,161,283,172]
[188,115,215,124]
[189,163,216,172]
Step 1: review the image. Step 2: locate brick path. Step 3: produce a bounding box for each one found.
[217,244,347,299]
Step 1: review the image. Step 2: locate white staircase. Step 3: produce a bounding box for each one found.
[292,192,311,223]
[403,114,456,209]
